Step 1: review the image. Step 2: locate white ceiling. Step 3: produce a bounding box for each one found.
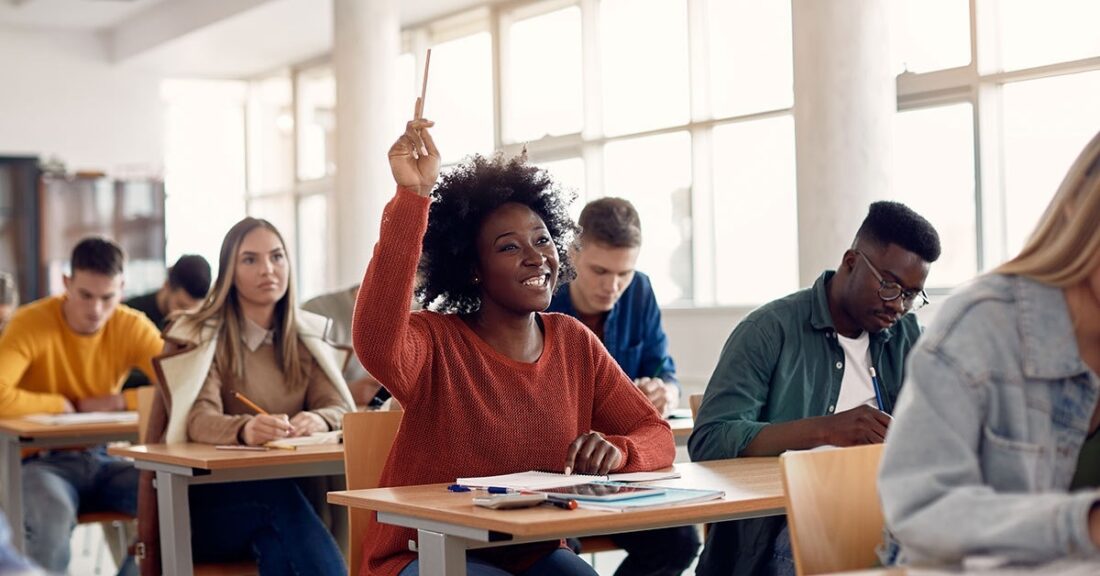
[0,0,167,31]
[0,0,511,77]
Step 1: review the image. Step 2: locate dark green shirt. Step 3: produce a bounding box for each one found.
[689,271,922,461]
[121,291,164,389]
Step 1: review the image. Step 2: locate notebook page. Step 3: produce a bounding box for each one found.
[456,470,605,490]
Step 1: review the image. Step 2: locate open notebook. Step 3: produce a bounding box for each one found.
[456,470,681,490]
[566,484,724,512]
[24,412,138,426]
[265,430,343,450]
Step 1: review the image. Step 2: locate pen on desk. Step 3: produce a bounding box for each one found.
[545,499,578,510]
[486,486,517,494]
[869,367,886,412]
[233,391,270,415]
[215,445,268,451]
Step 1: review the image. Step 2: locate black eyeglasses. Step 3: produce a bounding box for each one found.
[855,251,929,311]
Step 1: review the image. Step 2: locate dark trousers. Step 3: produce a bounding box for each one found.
[190,479,346,576]
[573,526,700,576]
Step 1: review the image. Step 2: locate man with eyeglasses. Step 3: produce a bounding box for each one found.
[689,201,941,576]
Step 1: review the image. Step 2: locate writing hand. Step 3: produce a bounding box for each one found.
[75,394,125,413]
[564,431,623,476]
[820,405,891,446]
[241,414,295,446]
[634,377,670,416]
[288,411,327,437]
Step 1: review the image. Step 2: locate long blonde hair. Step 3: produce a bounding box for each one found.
[997,130,1100,286]
[178,217,308,390]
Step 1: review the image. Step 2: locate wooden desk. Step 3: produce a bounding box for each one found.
[668,416,693,446]
[0,417,138,551]
[109,443,345,576]
[329,457,782,576]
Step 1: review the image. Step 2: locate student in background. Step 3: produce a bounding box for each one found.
[303,284,390,407]
[0,272,16,333]
[547,197,698,576]
[879,131,1100,565]
[122,254,211,389]
[354,105,675,576]
[140,217,353,574]
[689,202,941,576]
[0,238,162,574]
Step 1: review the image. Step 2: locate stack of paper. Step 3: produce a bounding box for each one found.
[265,430,343,450]
[572,485,724,512]
[456,470,682,490]
[24,412,138,425]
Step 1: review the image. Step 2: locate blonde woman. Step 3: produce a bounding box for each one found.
[147,217,353,574]
[879,130,1100,565]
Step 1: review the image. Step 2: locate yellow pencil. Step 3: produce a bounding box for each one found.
[233,391,270,415]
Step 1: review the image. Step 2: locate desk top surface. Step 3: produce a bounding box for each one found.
[0,418,138,440]
[328,457,782,539]
[108,442,344,470]
[668,417,693,437]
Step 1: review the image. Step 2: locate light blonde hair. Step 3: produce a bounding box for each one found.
[997,130,1100,286]
[178,218,308,390]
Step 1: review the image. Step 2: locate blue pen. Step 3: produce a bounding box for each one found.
[869,367,885,412]
[486,486,517,494]
[447,484,471,492]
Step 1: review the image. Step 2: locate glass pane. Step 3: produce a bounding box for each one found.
[1002,71,1100,259]
[893,103,977,287]
[297,67,336,181]
[603,132,693,303]
[601,0,690,136]
[297,194,328,301]
[891,0,970,73]
[998,0,1100,71]
[247,75,294,193]
[537,157,586,223]
[504,7,584,143]
[248,194,297,271]
[164,79,247,270]
[712,116,798,305]
[429,33,495,163]
[708,0,793,117]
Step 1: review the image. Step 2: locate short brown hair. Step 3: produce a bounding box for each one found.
[577,197,642,249]
[71,237,125,276]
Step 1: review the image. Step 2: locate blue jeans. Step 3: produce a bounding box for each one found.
[398,548,598,576]
[22,446,137,574]
[190,479,345,576]
[769,525,796,576]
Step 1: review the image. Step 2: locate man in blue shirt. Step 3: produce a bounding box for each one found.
[548,197,698,576]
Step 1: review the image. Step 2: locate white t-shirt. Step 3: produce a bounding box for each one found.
[835,332,877,413]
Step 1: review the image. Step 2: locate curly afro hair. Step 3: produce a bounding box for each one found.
[854,201,942,263]
[417,152,580,313]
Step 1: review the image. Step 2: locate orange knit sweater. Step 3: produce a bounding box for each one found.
[353,187,675,576]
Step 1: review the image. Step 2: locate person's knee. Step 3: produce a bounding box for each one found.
[22,466,78,528]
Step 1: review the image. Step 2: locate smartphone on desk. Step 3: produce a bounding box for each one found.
[472,493,547,510]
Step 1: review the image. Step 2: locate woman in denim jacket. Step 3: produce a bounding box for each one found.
[879,130,1100,565]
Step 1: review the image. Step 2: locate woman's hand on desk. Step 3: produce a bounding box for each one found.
[388,98,440,197]
[565,431,623,476]
[241,414,295,446]
[288,411,327,437]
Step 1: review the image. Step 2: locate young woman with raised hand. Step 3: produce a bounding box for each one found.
[879,130,1100,565]
[151,217,354,574]
[352,103,675,576]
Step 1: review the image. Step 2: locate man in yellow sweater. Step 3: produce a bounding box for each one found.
[0,237,162,574]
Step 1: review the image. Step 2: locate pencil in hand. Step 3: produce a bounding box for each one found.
[233,391,270,415]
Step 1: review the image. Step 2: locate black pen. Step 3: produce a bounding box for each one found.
[545,499,578,510]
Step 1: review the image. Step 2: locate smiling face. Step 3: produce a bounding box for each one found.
[568,241,640,315]
[839,242,931,334]
[232,227,289,312]
[473,202,560,316]
[62,270,124,335]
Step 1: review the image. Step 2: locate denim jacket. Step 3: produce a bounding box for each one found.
[879,274,1100,565]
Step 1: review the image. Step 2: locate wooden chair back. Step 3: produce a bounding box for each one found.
[343,410,403,576]
[780,444,885,576]
[688,393,703,420]
[136,385,156,444]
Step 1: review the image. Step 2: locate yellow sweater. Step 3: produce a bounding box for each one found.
[0,296,163,416]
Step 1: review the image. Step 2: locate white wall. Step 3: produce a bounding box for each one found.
[0,27,163,173]
[663,306,749,397]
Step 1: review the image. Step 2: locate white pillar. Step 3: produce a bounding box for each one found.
[333,0,399,288]
[792,0,894,286]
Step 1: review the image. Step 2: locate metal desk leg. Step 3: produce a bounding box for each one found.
[156,471,193,576]
[418,529,468,576]
[0,438,23,551]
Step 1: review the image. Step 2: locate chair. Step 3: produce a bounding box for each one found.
[343,410,404,576]
[780,444,885,576]
[688,393,703,420]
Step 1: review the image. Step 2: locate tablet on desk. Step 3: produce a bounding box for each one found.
[536,482,665,502]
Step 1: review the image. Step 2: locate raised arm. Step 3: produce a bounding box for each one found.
[352,101,441,405]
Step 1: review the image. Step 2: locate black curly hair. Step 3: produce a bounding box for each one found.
[854,201,941,263]
[417,153,580,313]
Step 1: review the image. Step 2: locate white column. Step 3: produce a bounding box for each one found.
[333,0,399,287]
[792,0,895,286]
